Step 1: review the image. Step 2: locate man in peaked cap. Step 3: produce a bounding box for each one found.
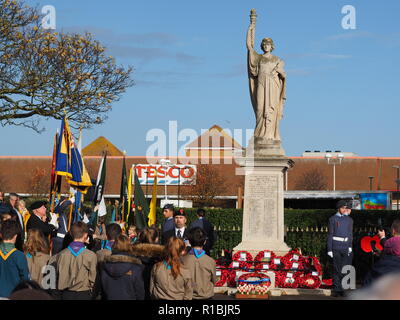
[26,201,59,238]
[327,199,354,297]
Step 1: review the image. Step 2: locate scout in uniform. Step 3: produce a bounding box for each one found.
[0,220,29,297]
[182,227,216,299]
[56,221,97,300]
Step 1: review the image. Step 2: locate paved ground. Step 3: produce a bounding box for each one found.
[213,293,342,300]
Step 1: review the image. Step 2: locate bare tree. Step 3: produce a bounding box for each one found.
[295,167,327,190]
[0,0,133,132]
[183,164,227,207]
[26,167,50,198]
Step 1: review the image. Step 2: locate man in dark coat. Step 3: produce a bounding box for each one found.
[189,208,215,255]
[26,201,57,238]
[161,210,189,246]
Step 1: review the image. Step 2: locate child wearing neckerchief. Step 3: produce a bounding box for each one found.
[182,227,216,300]
[55,222,97,300]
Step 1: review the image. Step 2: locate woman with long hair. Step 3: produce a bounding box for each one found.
[23,229,50,286]
[150,237,192,300]
[131,227,164,299]
[99,234,145,300]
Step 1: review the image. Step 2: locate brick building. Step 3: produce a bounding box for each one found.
[1,127,400,209]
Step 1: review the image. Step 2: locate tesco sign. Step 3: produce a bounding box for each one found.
[134,164,197,185]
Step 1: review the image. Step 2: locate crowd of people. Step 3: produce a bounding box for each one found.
[0,192,216,300]
[3,192,400,300]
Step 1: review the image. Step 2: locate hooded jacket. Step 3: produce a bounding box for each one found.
[100,252,145,300]
[364,254,400,286]
[131,243,164,300]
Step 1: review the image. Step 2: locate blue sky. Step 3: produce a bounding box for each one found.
[2,0,400,157]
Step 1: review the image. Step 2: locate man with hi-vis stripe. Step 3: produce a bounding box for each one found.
[327,200,353,297]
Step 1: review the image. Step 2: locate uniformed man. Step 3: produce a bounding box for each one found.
[327,200,353,297]
[26,201,58,238]
[161,204,175,234]
[52,196,74,255]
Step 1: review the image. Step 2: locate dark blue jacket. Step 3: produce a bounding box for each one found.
[364,255,400,286]
[0,246,29,298]
[100,252,145,300]
[327,213,353,252]
[189,218,215,254]
[161,217,174,234]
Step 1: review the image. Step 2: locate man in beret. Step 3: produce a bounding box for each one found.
[26,201,58,238]
[161,209,190,246]
[327,199,354,297]
[161,204,175,234]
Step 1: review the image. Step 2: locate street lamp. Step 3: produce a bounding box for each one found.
[177,166,191,208]
[325,153,344,191]
[160,159,171,201]
[368,176,374,191]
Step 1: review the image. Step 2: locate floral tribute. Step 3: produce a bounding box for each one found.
[231,251,253,270]
[254,250,277,271]
[297,274,321,289]
[275,271,302,288]
[214,249,326,290]
[237,272,271,295]
[281,249,306,271]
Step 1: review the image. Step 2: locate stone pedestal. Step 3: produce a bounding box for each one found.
[234,148,294,257]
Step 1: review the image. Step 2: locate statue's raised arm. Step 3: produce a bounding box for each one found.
[246,9,257,51]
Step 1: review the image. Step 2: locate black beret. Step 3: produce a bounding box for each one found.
[173,209,186,218]
[29,201,47,211]
[163,204,174,211]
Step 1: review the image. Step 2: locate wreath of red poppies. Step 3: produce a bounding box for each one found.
[227,270,237,287]
[275,271,302,288]
[320,278,333,289]
[215,266,229,287]
[231,251,253,270]
[281,249,305,270]
[237,272,271,295]
[253,250,276,270]
[307,256,323,275]
[298,274,321,289]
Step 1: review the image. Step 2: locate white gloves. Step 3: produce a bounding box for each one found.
[69,196,75,204]
[348,247,352,254]
[82,214,89,224]
[328,251,333,258]
[49,212,59,229]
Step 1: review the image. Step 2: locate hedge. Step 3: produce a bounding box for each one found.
[22,198,400,282]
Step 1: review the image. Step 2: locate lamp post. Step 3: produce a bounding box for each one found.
[177,166,191,208]
[325,153,344,191]
[160,159,171,201]
[145,170,149,202]
[393,166,400,210]
[368,176,374,191]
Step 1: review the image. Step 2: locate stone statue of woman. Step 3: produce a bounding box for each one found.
[247,9,286,150]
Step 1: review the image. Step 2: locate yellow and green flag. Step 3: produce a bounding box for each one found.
[148,171,158,227]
